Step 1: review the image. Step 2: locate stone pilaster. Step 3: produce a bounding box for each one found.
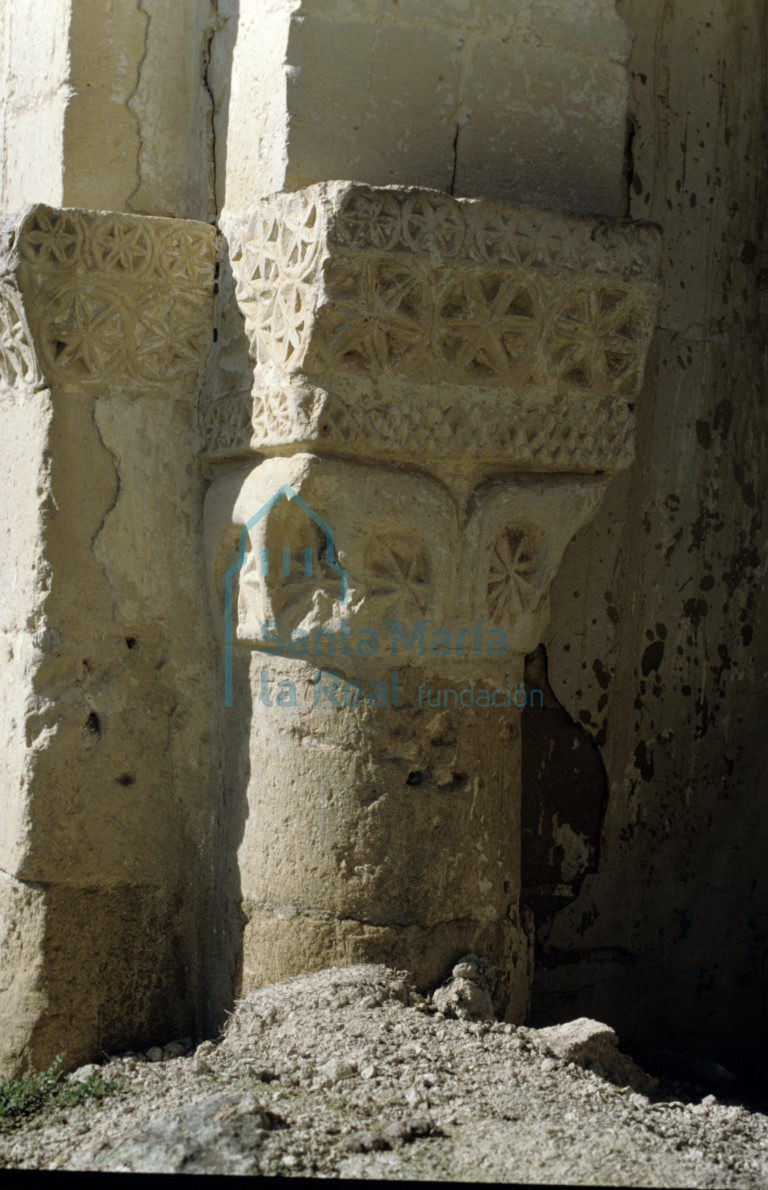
[0,206,216,1073]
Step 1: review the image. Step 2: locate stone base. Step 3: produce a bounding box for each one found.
[0,872,200,1076]
[241,902,532,1023]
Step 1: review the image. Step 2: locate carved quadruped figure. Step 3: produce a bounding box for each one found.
[202,182,662,1019]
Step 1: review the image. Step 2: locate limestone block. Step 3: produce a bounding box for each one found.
[212,0,296,208]
[294,0,632,58]
[0,872,47,1076]
[220,1,633,212]
[456,43,628,212]
[285,15,462,192]
[0,0,70,212]
[204,182,661,472]
[0,872,198,1074]
[0,0,217,218]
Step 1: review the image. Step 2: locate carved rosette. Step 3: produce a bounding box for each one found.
[203,183,662,472]
[0,206,216,394]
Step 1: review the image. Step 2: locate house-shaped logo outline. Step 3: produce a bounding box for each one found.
[223,484,349,707]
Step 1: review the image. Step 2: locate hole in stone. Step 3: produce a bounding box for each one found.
[85,712,101,734]
[125,637,138,650]
[452,772,467,786]
[406,771,423,786]
[116,773,135,787]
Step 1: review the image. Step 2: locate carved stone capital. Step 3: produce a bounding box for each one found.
[206,454,609,671]
[202,182,662,472]
[0,206,216,393]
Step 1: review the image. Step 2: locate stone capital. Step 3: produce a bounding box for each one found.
[202,182,662,474]
[0,205,216,395]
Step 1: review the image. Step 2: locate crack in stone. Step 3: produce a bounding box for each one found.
[202,3,219,221]
[245,896,490,934]
[621,113,637,218]
[125,0,151,213]
[449,122,461,196]
[89,401,121,620]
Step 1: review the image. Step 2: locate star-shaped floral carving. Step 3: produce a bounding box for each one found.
[277,199,322,282]
[42,287,125,378]
[92,216,152,275]
[263,282,310,368]
[135,293,211,380]
[23,210,81,266]
[473,210,516,264]
[157,228,215,285]
[403,195,466,257]
[546,287,644,393]
[324,259,429,374]
[487,528,537,624]
[337,193,403,251]
[366,535,429,618]
[239,211,280,287]
[436,273,539,378]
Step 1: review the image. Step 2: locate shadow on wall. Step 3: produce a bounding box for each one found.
[202,231,252,1035]
[201,0,249,1033]
[521,644,609,1006]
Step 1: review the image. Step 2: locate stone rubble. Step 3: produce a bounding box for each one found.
[0,965,765,1185]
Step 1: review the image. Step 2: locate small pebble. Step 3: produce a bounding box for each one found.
[68,1064,101,1083]
[318,1057,357,1086]
[146,1046,163,1063]
[342,1130,390,1153]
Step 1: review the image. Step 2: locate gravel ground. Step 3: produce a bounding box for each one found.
[1,964,766,1185]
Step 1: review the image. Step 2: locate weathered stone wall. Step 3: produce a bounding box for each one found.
[0,0,217,219]
[537,0,768,1081]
